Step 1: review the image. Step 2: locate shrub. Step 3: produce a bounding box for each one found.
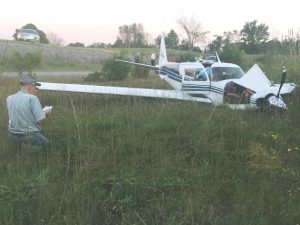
[84,54,131,82]
[178,51,198,62]
[84,71,105,82]
[4,51,43,75]
[130,56,150,78]
[102,56,131,81]
[219,44,243,65]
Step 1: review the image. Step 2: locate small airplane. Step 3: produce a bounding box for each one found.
[38,37,297,110]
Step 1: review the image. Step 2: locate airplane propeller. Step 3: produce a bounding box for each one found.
[276,66,287,98]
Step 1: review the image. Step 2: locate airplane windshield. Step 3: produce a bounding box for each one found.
[212,67,244,81]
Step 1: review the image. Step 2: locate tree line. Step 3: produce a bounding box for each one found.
[14,19,300,55]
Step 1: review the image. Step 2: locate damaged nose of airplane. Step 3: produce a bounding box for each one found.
[267,95,287,110]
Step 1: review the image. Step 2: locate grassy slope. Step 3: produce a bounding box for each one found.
[0,55,300,224]
[0,40,194,73]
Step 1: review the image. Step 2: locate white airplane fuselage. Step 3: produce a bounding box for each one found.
[157,61,296,110]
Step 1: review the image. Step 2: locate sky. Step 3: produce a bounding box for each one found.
[1,0,299,47]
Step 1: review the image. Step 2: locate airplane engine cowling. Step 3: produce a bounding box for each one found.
[256,95,287,110]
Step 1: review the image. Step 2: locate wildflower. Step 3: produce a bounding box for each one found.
[288,148,292,152]
[271,133,279,141]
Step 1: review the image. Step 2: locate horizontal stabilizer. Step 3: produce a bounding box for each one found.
[115,59,157,69]
[38,82,213,103]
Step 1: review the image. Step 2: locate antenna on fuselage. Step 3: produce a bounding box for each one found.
[159,36,168,66]
[215,52,221,62]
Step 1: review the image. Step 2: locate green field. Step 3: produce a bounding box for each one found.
[0,55,300,225]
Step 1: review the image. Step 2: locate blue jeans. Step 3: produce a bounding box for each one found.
[8,132,49,147]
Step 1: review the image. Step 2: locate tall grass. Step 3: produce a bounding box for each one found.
[1,56,300,225]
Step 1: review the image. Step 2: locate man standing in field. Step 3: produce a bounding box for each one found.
[6,74,52,148]
[150,53,156,66]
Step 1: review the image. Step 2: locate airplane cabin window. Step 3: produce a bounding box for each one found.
[184,68,208,81]
[184,68,196,80]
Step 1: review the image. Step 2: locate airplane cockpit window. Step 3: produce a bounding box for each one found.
[195,68,207,81]
[212,67,244,81]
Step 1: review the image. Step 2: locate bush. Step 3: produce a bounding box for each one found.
[84,54,131,82]
[219,44,243,65]
[4,51,43,75]
[130,56,150,78]
[131,66,150,78]
[84,71,105,82]
[178,51,198,62]
[102,56,131,81]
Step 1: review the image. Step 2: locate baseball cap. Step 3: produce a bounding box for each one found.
[20,75,41,87]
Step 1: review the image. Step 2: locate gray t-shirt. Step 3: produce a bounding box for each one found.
[7,91,45,133]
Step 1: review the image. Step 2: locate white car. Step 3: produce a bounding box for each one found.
[16,29,40,42]
[202,55,217,66]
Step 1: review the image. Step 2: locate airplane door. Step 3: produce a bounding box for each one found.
[181,65,210,95]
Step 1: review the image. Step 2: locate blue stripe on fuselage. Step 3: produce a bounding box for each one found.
[159,67,224,95]
[159,67,182,82]
[182,84,223,94]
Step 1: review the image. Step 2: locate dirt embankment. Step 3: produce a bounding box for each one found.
[0,40,112,65]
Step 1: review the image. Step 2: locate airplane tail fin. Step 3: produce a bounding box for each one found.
[159,36,168,66]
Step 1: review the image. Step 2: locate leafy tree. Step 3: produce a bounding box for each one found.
[116,23,147,47]
[208,35,224,52]
[177,16,209,49]
[207,30,243,64]
[131,23,146,47]
[178,39,190,50]
[208,30,242,53]
[223,30,241,44]
[113,39,123,47]
[240,20,269,54]
[4,51,43,76]
[68,42,85,47]
[155,35,162,47]
[219,44,243,65]
[117,25,131,47]
[87,42,111,48]
[47,31,64,46]
[165,29,179,49]
[13,23,49,44]
[264,39,282,54]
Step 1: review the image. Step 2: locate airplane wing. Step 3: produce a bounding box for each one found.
[268,83,297,94]
[233,64,297,94]
[38,82,213,104]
